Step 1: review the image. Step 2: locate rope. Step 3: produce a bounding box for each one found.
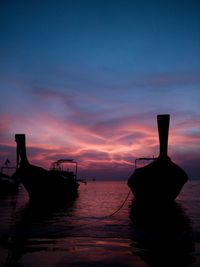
[61,189,132,231]
[51,189,132,234]
[5,188,132,240]
[107,189,131,217]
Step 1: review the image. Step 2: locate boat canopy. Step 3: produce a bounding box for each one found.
[50,159,78,178]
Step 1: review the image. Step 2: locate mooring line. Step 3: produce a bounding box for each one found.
[44,189,132,235]
[107,189,131,217]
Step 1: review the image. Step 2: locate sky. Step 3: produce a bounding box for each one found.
[0,0,200,180]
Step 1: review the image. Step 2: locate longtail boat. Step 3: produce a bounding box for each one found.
[128,114,188,203]
[12,134,79,202]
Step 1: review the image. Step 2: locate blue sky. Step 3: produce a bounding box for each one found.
[0,0,200,179]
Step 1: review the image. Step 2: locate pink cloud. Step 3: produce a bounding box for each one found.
[1,86,200,179]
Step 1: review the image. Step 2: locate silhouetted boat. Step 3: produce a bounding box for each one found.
[12,134,79,202]
[128,114,188,203]
[0,159,19,193]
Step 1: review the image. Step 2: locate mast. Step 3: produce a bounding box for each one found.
[157,114,170,159]
[15,134,29,168]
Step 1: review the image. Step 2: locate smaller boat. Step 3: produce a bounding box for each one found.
[0,159,19,193]
[128,114,188,203]
[12,134,79,202]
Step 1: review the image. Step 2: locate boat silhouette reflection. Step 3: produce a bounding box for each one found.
[129,200,195,267]
[3,195,78,267]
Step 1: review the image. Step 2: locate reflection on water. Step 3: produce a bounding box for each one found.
[2,193,78,267]
[0,181,199,267]
[129,200,195,267]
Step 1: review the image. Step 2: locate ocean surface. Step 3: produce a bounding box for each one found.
[0,180,200,267]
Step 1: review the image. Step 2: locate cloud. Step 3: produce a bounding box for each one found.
[1,76,200,179]
[140,72,200,88]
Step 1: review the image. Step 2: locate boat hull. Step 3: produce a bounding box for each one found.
[128,157,188,203]
[13,164,79,202]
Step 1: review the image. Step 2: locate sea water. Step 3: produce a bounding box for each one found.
[0,180,199,267]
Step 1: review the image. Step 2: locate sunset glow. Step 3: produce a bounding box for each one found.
[1,1,200,179]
